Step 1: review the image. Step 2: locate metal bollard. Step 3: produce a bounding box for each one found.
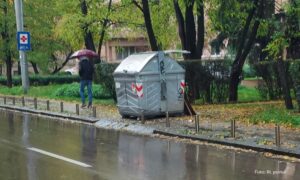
[34,98,37,109]
[195,114,200,133]
[141,112,145,124]
[166,111,170,127]
[22,96,25,106]
[231,119,236,138]
[12,97,15,105]
[76,104,79,115]
[275,124,281,147]
[46,100,50,111]
[92,107,97,118]
[4,97,6,104]
[60,102,64,112]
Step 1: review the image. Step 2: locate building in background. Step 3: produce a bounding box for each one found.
[101,36,150,62]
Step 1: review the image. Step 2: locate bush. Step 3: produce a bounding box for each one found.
[254,60,300,100]
[289,60,300,86]
[179,59,231,103]
[54,83,111,99]
[94,63,119,101]
[0,75,80,86]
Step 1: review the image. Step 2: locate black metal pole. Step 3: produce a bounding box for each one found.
[34,98,37,109]
[195,114,200,133]
[46,100,50,111]
[92,107,96,117]
[76,104,79,115]
[60,102,64,112]
[22,96,25,106]
[166,111,170,127]
[231,119,236,138]
[275,124,281,147]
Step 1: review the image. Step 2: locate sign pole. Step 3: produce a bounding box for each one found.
[14,0,29,94]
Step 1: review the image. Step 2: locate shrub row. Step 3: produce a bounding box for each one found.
[254,60,300,100]
[0,75,80,86]
[54,83,111,99]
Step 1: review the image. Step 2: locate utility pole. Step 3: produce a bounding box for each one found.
[14,0,29,94]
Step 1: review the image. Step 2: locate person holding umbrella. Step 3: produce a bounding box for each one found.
[70,49,98,108]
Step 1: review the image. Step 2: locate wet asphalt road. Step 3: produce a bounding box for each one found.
[0,109,300,180]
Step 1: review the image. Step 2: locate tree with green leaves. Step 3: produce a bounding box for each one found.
[228,0,265,102]
[0,0,15,87]
[24,0,73,74]
[55,0,125,61]
[208,0,265,102]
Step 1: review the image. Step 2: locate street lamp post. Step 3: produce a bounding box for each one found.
[14,0,29,94]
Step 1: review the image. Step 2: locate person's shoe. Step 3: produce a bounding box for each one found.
[81,104,86,108]
[88,103,92,109]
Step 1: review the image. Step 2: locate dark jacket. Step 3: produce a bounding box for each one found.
[79,59,94,80]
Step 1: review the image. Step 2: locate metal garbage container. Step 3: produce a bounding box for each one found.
[113,51,187,118]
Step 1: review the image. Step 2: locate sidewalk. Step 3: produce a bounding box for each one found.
[0,95,299,158]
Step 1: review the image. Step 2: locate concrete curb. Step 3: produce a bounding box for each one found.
[95,119,155,135]
[153,130,300,159]
[0,104,98,123]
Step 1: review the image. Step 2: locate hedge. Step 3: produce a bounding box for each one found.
[253,60,300,100]
[54,83,111,99]
[0,75,80,86]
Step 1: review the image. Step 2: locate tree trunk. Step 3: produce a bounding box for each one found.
[51,52,73,74]
[196,0,205,59]
[173,0,204,60]
[98,0,112,59]
[1,0,12,87]
[31,62,39,74]
[132,0,160,51]
[173,0,186,50]
[18,62,21,75]
[229,0,262,102]
[185,0,196,59]
[141,0,159,51]
[5,54,12,88]
[277,59,294,109]
[80,0,96,51]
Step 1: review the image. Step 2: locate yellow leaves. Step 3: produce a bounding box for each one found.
[7,0,13,5]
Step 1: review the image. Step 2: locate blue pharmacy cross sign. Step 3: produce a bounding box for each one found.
[17,32,31,51]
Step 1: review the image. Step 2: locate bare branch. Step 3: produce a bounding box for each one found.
[132,0,143,12]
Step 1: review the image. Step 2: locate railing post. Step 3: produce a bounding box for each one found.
[92,107,96,118]
[141,112,145,124]
[12,97,15,105]
[60,102,64,112]
[195,114,200,133]
[4,97,6,104]
[34,98,37,109]
[76,104,79,115]
[275,124,281,147]
[231,119,236,138]
[166,111,170,127]
[46,100,50,111]
[22,96,25,106]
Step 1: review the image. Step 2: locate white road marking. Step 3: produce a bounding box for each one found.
[27,147,92,168]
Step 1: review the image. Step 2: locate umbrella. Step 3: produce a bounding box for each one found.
[69,49,99,59]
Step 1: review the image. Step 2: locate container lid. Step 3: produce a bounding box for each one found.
[114,52,157,74]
